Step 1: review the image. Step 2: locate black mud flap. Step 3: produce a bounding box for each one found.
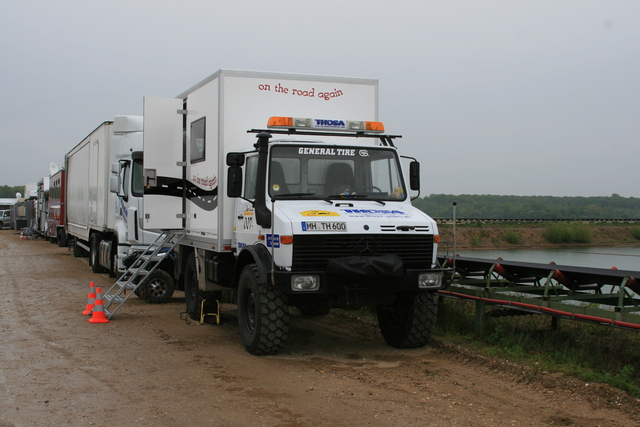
[327,254,403,281]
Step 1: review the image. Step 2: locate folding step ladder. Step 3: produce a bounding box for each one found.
[102,230,185,319]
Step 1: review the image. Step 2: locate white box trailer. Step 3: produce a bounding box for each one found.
[143,69,450,355]
[65,121,112,248]
[64,118,175,302]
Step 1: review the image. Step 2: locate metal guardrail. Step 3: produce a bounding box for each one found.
[436,255,640,336]
[434,218,640,224]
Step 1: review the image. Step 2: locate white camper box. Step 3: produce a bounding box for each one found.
[143,70,448,355]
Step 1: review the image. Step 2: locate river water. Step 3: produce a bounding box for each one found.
[438,246,640,272]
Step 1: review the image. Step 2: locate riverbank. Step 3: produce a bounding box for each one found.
[437,223,640,250]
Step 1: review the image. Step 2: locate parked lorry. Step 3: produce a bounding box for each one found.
[36,177,49,238]
[47,168,66,246]
[64,117,175,302]
[142,69,450,355]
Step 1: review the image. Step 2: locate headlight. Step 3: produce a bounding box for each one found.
[291,275,320,292]
[418,272,443,289]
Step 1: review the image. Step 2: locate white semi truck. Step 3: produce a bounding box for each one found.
[64,117,175,302]
[142,69,450,354]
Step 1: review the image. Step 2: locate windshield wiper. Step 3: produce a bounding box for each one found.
[327,194,386,205]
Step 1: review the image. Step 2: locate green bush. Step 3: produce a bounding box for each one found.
[543,223,592,244]
[631,227,640,240]
[504,230,521,245]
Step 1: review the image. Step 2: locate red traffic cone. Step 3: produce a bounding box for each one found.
[89,287,109,323]
[82,282,96,315]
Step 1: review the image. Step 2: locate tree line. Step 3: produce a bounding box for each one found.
[413,193,640,220]
[0,185,25,198]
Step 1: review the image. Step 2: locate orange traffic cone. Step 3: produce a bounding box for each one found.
[82,282,96,315]
[89,287,109,323]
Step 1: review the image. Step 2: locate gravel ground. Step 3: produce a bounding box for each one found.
[1,230,639,426]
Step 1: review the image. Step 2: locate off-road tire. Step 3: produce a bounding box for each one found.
[138,269,175,304]
[377,291,438,349]
[237,264,289,355]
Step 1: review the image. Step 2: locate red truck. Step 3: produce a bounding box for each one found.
[47,169,67,246]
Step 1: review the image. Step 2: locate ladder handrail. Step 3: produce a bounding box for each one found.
[102,230,185,319]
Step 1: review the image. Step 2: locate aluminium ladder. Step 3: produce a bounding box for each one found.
[102,230,185,319]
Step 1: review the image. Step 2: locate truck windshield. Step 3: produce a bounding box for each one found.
[268,145,406,201]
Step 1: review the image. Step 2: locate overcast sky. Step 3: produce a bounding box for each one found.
[1,0,638,197]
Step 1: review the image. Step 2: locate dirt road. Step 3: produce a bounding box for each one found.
[1,231,638,426]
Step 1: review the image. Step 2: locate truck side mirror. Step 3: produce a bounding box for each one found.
[227,166,243,198]
[409,161,420,191]
[226,152,245,167]
[110,163,121,194]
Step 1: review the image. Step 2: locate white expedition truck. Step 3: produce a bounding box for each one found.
[142,69,450,355]
[65,117,175,302]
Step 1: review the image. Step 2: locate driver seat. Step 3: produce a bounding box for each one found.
[324,163,354,195]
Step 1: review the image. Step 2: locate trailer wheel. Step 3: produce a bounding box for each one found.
[377,291,438,349]
[57,229,67,247]
[184,253,202,321]
[138,269,175,304]
[73,238,83,257]
[237,264,289,355]
[90,234,106,274]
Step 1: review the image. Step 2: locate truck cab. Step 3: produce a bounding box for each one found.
[223,117,450,354]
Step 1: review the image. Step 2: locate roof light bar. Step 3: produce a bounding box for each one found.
[267,117,385,133]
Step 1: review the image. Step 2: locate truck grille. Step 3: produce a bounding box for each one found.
[292,234,434,271]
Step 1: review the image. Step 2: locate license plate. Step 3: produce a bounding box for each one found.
[302,221,347,232]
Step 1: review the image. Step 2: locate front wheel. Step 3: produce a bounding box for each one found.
[377,292,438,349]
[237,264,289,355]
[138,269,175,304]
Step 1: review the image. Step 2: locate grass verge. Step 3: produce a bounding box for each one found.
[435,298,640,397]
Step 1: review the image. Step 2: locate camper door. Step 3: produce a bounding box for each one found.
[142,96,183,230]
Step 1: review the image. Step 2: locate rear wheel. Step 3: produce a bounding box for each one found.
[237,264,289,355]
[138,269,175,304]
[377,292,438,349]
[90,233,106,273]
[57,229,67,247]
[73,238,83,257]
